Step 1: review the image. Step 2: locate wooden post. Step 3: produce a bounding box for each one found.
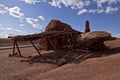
[12,40,16,55]
[15,41,22,57]
[44,33,57,51]
[47,38,57,51]
[70,33,73,45]
[30,40,42,56]
[72,33,76,48]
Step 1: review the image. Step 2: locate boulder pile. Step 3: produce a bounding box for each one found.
[77,31,113,50]
[81,31,111,41]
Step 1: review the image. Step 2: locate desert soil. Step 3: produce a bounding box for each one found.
[0,38,120,80]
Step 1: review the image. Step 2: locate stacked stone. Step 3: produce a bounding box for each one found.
[85,20,90,33]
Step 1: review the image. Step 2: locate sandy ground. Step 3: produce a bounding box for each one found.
[0,38,120,80]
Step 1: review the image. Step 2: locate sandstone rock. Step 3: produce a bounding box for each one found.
[54,58,67,67]
[77,31,112,50]
[45,19,74,32]
[81,31,111,41]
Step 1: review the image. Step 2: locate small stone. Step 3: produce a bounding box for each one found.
[55,58,67,67]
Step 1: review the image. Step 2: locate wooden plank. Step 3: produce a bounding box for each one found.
[15,41,22,57]
[30,40,42,56]
[43,33,57,51]
[11,31,80,41]
[12,40,16,55]
[47,38,57,51]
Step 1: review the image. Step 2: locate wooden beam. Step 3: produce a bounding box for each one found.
[15,41,22,57]
[11,31,80,41]
[12,40,16,55]
[30,40,42,56]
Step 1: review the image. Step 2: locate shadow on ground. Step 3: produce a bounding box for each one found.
[20,47,120,66]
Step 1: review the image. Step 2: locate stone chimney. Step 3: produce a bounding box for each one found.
[85,20,90,33]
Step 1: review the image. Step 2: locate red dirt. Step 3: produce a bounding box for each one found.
[0,38,120,80]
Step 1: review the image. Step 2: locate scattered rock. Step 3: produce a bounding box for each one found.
[54,58,67,67]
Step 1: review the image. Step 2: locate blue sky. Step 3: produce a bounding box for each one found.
[0,0,120,38]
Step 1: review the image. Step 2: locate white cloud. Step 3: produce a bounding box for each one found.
[0,3,8,14]
[21,0,46,4]
[93,0,120,8]
[5,28,23,33]
[0,3,25,19]
[0,24,2,26]
[19,0,120,15]
[93,0,120,4]
[105,6,118,13]
[89,9,96,14]
[77,9,88,15]
[26,18,42,29]
[48,0,119,15]
[0,33,8,38]
[97,9,104,13]
[38,16,45,21]
[22,0,40,4]
[19,19,24,23]
[20,0,120,15]
[0,27,26,38]
[77,6,118,15]
[49,0,62,8]
[113,33,120,38]
[0,27,4,33]
[9,6,24,19]
[19,24,24,27]
[0,3,45,31]
[49,0,91,9]
[0,3,45,30]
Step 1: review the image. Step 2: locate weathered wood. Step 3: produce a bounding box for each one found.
[10,31,80,41]
[47,38,57,51]
[12,40,16,55]
[30,40,42,56]
[43,32,57,51]
[10,30,80,56]
[15,41,22,56]
[44,31,80,38]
